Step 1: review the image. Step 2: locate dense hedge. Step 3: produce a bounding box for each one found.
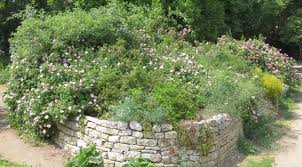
[6,2,299,138]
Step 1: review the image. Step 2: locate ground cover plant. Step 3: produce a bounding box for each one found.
[66,145,103,167]
[5,1,300,151]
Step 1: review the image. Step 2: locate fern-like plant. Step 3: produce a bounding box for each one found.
[65,145,103,167]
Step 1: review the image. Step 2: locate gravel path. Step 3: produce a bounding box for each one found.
[0,85,69,167]
[274,94,302,167]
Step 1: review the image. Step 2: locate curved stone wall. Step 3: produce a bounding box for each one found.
[54,114,243,167]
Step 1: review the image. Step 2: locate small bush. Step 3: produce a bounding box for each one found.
[261,74,284,99]
[0,63,10,84]
[238,138,258,155]
[218,36,299,85]
[123,158,155,167]
[66,145,103,167]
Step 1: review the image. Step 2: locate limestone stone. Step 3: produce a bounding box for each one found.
[125,151,141,159]
[145,146,160,151]
[165,131,177,139]
[161,124,173,132]
[99,133,109,141]
[142,150,157,154]
[137,139,157,146]
[87,122,97,129]
[162,156,171,164]
[120,136,137,145]
[85,116,101,124]
[102,152,108,159]
[104,142,114,148]
[117,122,128,130]
[129,145,145,151]
[152,124,161,133]
[141,153,161,163]
[89,129,99,138]
[119,130,132,136]
[108,136,120,143]
[129,121,143,131]
[115,162,126,167]
[96,126,119,135]
[108,152,124,162]
[114,143,130,152]
[132,131,144,138]
[98,120,118,129]
[103,159,115,167]
[155,133,165,139]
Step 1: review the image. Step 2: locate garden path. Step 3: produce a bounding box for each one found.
[0,85,69,167]
[274,92,302,167]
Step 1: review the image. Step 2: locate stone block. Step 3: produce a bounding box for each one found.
[108,152,124,162]
[120,136,137,145]
[108,136,120,143]
[133,131,144,138]
[165,131,177,139]
[96,126,119,135]
[137,139,157,146]
[125,151,141,159]
[114,143,130,152]
[161,124,173,132]
[130,121,143,131]
[141,153,161,163]
[119,130,132,136]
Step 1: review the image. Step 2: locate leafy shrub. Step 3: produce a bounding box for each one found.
[0,63,9,84]
[66,145,103,167]
[7,0,297,140]
[218,35,299,85]
[123,158,155,167]
[261,74,284,99]
[238,138,258,155]
[6,2,205,137]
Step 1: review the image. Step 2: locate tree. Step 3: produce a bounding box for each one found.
[280,9,302,59]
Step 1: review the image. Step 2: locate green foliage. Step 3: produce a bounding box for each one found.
[176,123,214,156]
[261,74,284,99]
[247,157,274,167]
[122,158,155,167]
[7,2,203,138]
[7,0,298,142]
[66,145,103,167]
[0,63,10,84]
[238,138,258,155]
[219,36,299,85]
[175,0,225,41]
[0,159,28,167]
[109,90,168,124]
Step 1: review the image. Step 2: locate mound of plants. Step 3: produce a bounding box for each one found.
[5,1,299,140]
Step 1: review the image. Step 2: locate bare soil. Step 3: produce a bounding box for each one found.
[0,85,69,167]
[274,94,302,167]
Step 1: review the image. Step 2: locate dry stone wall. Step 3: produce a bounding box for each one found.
[54,114,243,167]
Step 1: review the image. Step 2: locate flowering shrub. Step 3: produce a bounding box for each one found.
[218,36,299,85]
[6,2,206,137]
[6,3,298,139]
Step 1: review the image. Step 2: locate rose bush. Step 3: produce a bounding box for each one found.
[6,2,298,139]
